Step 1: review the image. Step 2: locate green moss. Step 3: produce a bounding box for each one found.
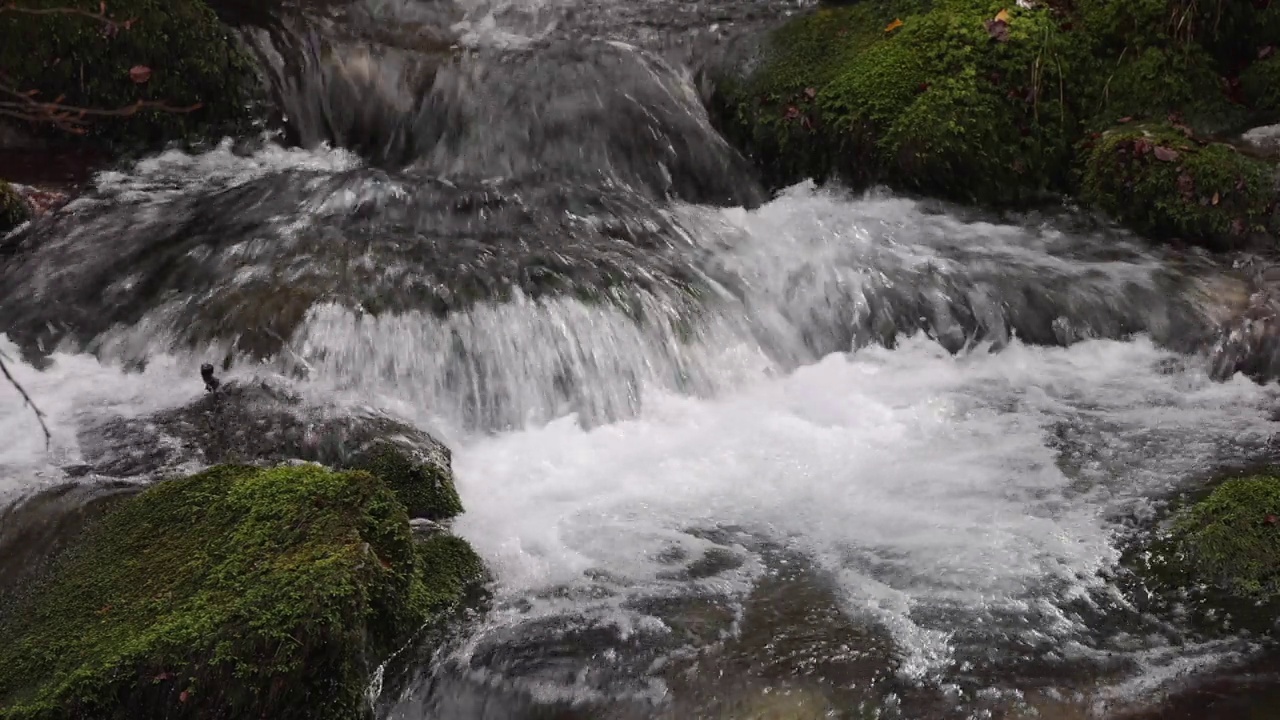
[714,0,1096,205]
[0,0,260,149]
[1242,56,1280,115]
[0,464,484,720]
[0,180,27,234]
[1167,475,1280,603]
[1092,46,1242,133]
[1080,122,1278,248]
[350,442,465,522]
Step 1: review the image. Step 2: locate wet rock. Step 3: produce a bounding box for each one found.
[0,464,484,720]
[0,168,709,363]
[78,377,462,521]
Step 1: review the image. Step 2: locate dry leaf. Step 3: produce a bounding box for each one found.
[885,18,904,32]
[1211,191,1220,205]
[1152,145,1179,162]
[129,65,151,84]
[995,8,1011,22]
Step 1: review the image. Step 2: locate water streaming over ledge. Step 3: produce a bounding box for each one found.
[4,0,1280,717]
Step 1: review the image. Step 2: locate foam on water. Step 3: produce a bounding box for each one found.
[448,334,1278,683]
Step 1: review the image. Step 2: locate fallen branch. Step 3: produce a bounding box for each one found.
[0,351,51,449]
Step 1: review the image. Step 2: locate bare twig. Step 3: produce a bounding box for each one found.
[0,351,51,449]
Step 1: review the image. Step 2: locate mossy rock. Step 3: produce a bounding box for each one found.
[0,464,485,720]
[1079,122,1279,248]
[1091,46,1244,134]
[1126,472,1280,637]
[0,180,27,234]
[712,0,1095,206]
[79,379,466,523]
[0,0,260,149]
[1168,475,1280,603]
[349,441,464,523]
[1242,55,1280,115]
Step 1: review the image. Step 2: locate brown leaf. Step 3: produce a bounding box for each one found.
[129,65,151,84]
[1132,138,1151,156]
[994,8,1012,22]
[885,18,903,32]
[804,87,817,100]
[1231,218,1247,236]
[1261,45,1276,60]
[1152,145,1179,162]
[783,104,800,121]
[1211,191,1220,205]
[179,690,190,703]
[1116,116,1132,124]
[985,18,1010,41]
[1267,513,1278,525]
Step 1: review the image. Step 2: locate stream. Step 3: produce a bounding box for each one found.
[3,0,1280,718]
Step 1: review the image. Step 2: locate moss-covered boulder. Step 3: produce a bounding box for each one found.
[711,0,1094,205]
[1167,475,1280,604]
[0,0,260,148]
[0,180,27,234]
[1080,122,1279,249]
[709,0,1279,244]
[0,464,484,720]
[1125,472,1280,637]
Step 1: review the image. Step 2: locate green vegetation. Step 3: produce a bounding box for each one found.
[350,442,465,522]
[0,0,260,148]
[1080,122,1278,248]
[0,464,484,720]
[1165,474,1280,604]
[0,180,27,234]
[713,0,1280,246]
[1241,56,1280,115]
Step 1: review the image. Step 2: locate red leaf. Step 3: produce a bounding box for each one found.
[783,104,800,121]
[1231,218,1247,236]
[1153,145,1179,162]
[179,690,190,703]
[129,65,151,84]
[1266,514,1278,525]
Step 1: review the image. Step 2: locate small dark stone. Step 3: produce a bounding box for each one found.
[200,363,221,393]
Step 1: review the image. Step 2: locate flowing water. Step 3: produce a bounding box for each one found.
[4,0,1280,717]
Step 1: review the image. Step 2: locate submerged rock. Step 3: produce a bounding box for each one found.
[0,464,484,719]
[79,378,463,521]
[0,0,261,148]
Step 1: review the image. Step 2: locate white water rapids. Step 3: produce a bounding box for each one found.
[3,144,1279,717]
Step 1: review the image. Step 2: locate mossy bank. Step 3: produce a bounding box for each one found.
[0,180,27,235]
[0,464,484,720]
[0,0,260,149]
[708,0,1280,245]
